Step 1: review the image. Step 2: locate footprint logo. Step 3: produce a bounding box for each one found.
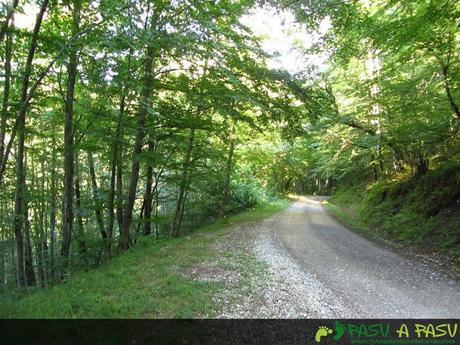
[333,321,345,341]
[315,326,333,343]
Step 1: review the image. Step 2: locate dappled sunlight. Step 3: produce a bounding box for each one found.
[0,0,458,322]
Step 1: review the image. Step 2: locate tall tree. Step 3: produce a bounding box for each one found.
[118,34,155,250]
[61,0,82,265]
[13,0,49,287]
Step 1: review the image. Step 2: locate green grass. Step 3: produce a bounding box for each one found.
[326,163,460,267]
[323,200,395,248]
[0,199,289,318]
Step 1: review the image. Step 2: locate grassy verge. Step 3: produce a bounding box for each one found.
[325,163,460,271]
[0,199,289,318]
[323,200,396,248]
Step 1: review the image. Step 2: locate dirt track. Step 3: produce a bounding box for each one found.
[219,196,460,318]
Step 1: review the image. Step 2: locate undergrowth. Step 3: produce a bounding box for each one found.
[0,199,289,318]
[327,162,460,264]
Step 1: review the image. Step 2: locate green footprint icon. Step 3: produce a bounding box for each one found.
[333,321,346,341]
[315,326,333,343]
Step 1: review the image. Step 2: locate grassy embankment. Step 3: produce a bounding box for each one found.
[324,163,460,269]
[0,200,289,318]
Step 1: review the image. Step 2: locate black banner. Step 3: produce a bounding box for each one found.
[1,319,459,345]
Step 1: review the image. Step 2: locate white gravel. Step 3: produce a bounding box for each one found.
[214,216,356,318]
[190,198,460,318]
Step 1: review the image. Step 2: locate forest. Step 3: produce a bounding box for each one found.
[0,0,459,312]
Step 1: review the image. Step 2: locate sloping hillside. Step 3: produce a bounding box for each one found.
[327,163,460,268]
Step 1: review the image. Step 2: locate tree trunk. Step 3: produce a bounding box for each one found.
[108,52,132,249]
[74,153,86,255]
[61,0,82,265]
[171,128,195,237]
[154,179,160,238]
[35,160,47,287]
[24,219,36,286]
[170,60,208,237]
[0,21,13,165]
[377,145,384,177]
[107,90,127,254]
[12,0,49,287]
[88,151,107,239]
[0,0,19,44]
[49,137,57,280]
[36,241,46,288]
[136,199,146,235]
[11,246,17,287]
[118,44,155,251]
[116,156,124,231]
[13,170,25,288]
[219,122,236,217]
[440,61,460,120]
[0,254,4,288]
[143,140,155,236]
[23,156,36,287]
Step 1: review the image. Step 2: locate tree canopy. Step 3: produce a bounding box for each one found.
[0,0,459,291]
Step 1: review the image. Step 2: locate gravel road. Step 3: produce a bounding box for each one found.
[217,196,460,318]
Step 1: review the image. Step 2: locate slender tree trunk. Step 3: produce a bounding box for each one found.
[12,0,49,287]
[11,246,17,287]
[0,226,5,288]
[154,180,160,238]
[378,146,384,176]
[136,199,146,235]
[107,94,125,253]
[35,159,47,287]
[116,156,124,231]
[0,254,4,288]
[13,169,25,287]
[74,153,86,255]
[0,0,19,44]
[61,0,82,265]
[24,219,36,286]
[219,122,236,217]
[440,61,460,120]
[23,156,36,287]
[118,44,155,251]
[143,167,154,236]
[143,140,155,236]
[0,222,4,288]
[88,152,107,239]
[49,137,57,279]
[107,78,127,256]
[170,60,209,236]
[178,174,192,229]
[0,21,13,165]
[36,180,47,289]
[171,128,195,237]
[36,241,45,288]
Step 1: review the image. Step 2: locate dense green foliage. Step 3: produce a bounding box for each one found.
[0,0,309,291]
[0,0,459,305]
[0,200,287,317]
[271,0,460,182]
[249,0,460,263]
